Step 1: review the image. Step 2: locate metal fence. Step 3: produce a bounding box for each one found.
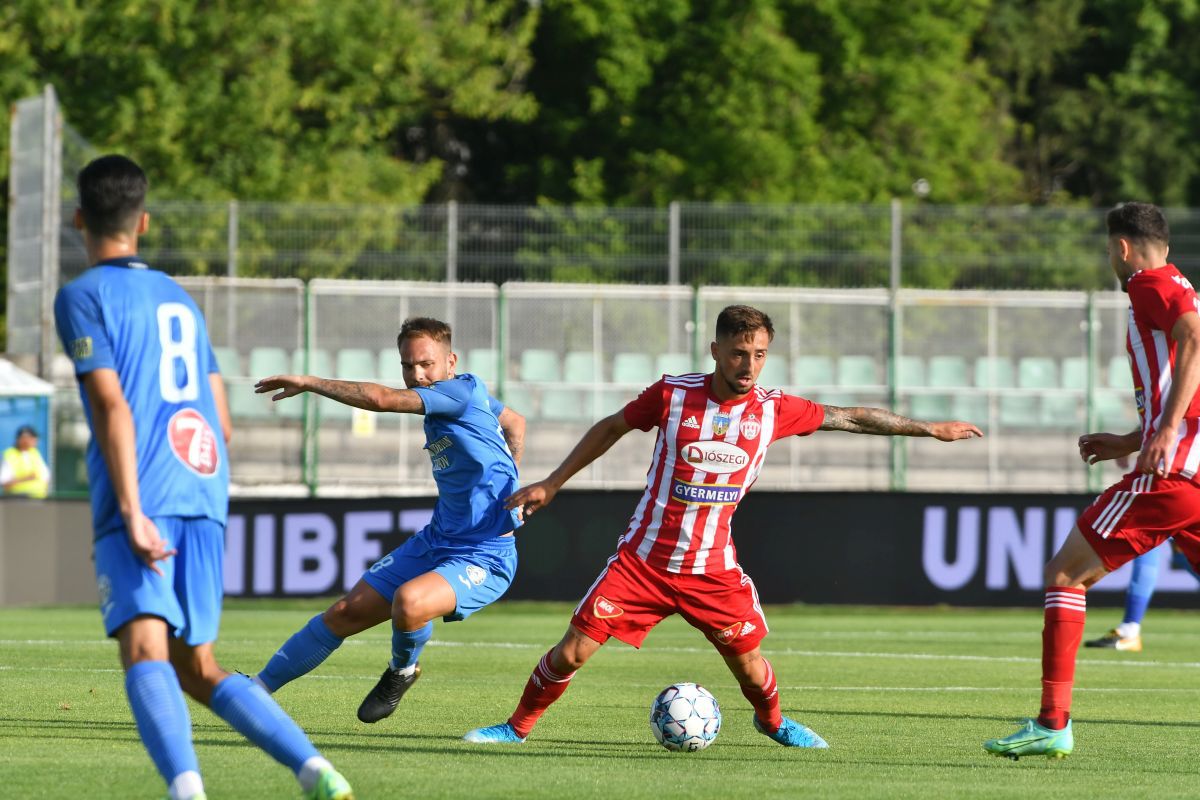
[44,198,1200,292]
[47,278,1143,496]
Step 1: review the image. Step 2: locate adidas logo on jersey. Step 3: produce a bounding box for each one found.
[682,415,700,429]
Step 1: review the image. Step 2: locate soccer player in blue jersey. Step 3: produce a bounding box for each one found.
[253,317,525,723]
[54,155,353,800]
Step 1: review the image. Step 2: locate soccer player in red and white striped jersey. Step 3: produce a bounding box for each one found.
[986,202,1200,761]
[463,304,981,747]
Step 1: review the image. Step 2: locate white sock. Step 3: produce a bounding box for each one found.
[395,663,418,678]
[249,673,271,693]
[297,756,333,793]
[168,771,204,800]
[1117,621,1141,639]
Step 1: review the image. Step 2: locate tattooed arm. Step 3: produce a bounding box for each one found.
[498,406,526,467]
[819,405,983,441]
[255,374,425,414]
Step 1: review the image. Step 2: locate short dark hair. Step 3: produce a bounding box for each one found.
[397,317,452,349]
[1106,202,1169,246]
[715,304,774,342]
[77,155,148,237]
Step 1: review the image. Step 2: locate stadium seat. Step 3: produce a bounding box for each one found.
[564,351,600,384]
[655,352,693,377]
[1060,356,1088,390]
[211,346,242,376]
[226,377,267,420]
[1001,357,1057,428]
[921,355,968,423]
[335,348,377,380]
[757,357,788,388]
[520,349,561,383]
[1042,356,1087,427]
[542,388,593,421]
[896,355,926,387]
[928,356,969,387]
[792,355,835,389]
[501,385,537,418]
[292,348,333,377]
[612,352,655,385]
[249,346,290,378]
[464,348,499,384]
[378,347,403,381]
[1107,355,1133,390]
[239,347,292,419]
[837,355,880,387]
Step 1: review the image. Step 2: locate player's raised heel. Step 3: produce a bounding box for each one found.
[463,722,527,743]
[983,719,1073,760]
[307,767,354,800]
[357,664,421,723]
[753,715,828,748]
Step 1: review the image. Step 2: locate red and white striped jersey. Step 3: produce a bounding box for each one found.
[619,372,824,574]
[1126,264,1200,479]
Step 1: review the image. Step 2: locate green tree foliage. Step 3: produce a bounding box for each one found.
[0,0,537,202]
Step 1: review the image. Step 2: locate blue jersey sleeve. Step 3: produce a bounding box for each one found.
[413,377,475,418]
[54,283,115,375]
[488,394,505,417]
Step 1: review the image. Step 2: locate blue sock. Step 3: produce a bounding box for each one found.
[124,660,199,785]
[390,622,432,670]
[1123,548,1161,625]
[258,614,343,692]
[209,673,318,772]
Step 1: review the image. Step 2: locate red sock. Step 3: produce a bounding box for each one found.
[740,658,782,733]
[1038,586,1086,730]
[507,650,576,738]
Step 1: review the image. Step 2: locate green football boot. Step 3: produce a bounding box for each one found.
[983,718,1073,761]
[307,767,354,800]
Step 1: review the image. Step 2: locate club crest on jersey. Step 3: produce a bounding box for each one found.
[712,413,731,437]
[593,595,623,619]
[740,414,760,439]
[465,565,488,586]
[167,409,220,477]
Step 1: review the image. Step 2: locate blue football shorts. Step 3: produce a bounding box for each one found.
[362,526,517,622]
[92,516,225,646]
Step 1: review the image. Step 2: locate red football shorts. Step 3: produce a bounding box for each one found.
[570,545,769,657]
[1078,472,1200,571]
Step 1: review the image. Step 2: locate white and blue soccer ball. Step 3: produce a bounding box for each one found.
[649,682,721,752]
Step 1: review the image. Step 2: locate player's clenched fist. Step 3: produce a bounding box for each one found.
[507,480,558,517]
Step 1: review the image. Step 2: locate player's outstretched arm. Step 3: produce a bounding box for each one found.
[255,374,425,414]
[83,369,176,575]
[498,406,526,467]
[819,405,983,441]
[507,411,633,516]
[1079,429,1141,465]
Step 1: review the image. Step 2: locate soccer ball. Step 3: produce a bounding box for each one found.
[649,682,721,751]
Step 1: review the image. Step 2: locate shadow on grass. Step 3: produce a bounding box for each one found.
[792,707,1200,729]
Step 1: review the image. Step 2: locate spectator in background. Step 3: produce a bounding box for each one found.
[1,425,50,498]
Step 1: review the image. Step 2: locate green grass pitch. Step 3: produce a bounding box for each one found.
[3,601,1198,798]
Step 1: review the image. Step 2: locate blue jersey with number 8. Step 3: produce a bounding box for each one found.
[54,258,229,540]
